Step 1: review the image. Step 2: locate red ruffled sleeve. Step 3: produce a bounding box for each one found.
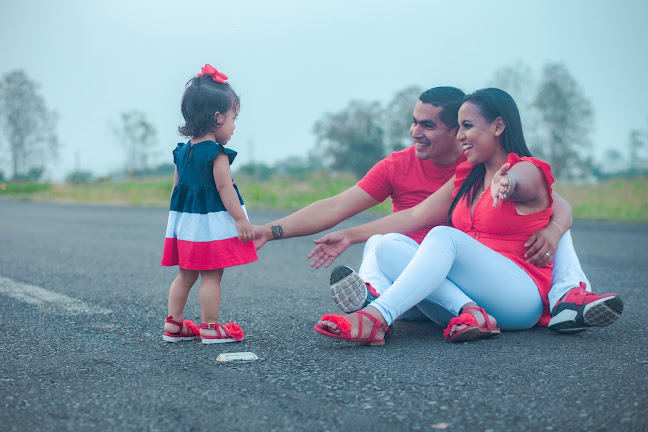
[507,154,554,205]
[452,154,554,201]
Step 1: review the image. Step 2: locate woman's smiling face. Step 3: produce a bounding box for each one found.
[457,102,502,164]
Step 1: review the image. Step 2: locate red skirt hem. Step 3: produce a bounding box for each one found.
[161,237,258,270]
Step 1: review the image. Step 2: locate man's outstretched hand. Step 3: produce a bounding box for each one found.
[307,231,351,269]
[524,224,560,266]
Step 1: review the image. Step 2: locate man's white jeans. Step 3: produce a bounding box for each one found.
[358,228,589,328]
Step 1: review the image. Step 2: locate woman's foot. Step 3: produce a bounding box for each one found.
[317,306,388,341]
[446,309,498,338]
[444,305,500,342]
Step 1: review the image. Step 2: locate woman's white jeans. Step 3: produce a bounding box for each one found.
[358,226,589,330]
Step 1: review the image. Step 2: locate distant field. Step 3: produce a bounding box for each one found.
[1,176,646,222]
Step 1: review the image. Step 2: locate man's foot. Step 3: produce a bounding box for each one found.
[330,265,380,313]
[548,283,624,334]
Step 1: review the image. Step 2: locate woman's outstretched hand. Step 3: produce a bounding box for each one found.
[491,163,513,207]
[307,231,351,269]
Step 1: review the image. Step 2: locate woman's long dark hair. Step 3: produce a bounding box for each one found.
[448,88,533,224]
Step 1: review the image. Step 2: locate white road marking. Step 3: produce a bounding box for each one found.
[0,276,112,315]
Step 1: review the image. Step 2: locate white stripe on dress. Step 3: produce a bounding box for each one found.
[165,206,250,242]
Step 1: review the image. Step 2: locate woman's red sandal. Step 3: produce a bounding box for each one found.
[162,316,200,343]
[443,306,500,342]
[199,322,245,344]
[314,310,391,346]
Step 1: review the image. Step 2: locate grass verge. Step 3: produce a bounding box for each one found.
[1,177,646,222]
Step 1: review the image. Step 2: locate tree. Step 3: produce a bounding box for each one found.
[489,61,543,155]
[235,161,274,180]
[628,129,647,173]
[313,100,385,178]
[384,85,423,152]
[534,63,593,179]
[66,170,94,184]
[0,70,59,179]
[113,110,158,177]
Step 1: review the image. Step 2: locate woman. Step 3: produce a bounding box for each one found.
[312,88,554,345]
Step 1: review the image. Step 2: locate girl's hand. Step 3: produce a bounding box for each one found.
[491,163,514,207]
[236,219,254,243]
[307,231,351,269]
[253,225,267,250]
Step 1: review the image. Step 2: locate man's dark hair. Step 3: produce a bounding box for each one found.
[418,86,465,131]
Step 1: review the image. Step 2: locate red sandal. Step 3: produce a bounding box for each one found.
[444,306,500,342]
[199,322,245,344]
[314,311,391,346]
[162,316,200,343]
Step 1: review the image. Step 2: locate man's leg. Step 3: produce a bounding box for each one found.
[548,230,592,307]
[331,234,414,314]
[357,234,393,295]
[548,230,623,333]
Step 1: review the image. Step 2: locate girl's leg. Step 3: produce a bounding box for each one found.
[370,226,543,330]
[165,268,199,334]
[374,233,472,325]
[198,269,225,337]
[548,230,592,307]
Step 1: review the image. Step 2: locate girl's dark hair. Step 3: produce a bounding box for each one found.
[448,88,532,224]
[178,75,240,138]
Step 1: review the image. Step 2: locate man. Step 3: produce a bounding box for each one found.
[254,87,623,333]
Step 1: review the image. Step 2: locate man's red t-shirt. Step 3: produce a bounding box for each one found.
[357,145,466,243]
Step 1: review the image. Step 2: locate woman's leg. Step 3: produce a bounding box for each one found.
[374,233,472,326]
[165,268,199,334]
[370,226,543,330]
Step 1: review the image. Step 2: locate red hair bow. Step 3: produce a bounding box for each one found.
[197,64,228,84]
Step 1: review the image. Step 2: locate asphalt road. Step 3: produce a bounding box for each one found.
[1,198,647,431]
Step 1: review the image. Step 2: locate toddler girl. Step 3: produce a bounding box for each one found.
[161,64,257,344]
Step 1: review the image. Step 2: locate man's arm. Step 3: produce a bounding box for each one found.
[254,185,381,248]
[524,191,573,265]
[307,178,456,268]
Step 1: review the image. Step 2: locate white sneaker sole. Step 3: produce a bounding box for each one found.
[330,266,368,314]
[201,337,244,344]
[162,335,198,342]
[548,296,623,333]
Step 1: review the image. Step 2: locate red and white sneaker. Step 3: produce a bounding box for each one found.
[548,283,624,333]
[330,266,380,314]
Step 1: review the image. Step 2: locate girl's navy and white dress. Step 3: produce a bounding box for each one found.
[161,140,257,270]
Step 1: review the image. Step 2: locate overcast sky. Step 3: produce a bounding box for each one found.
[1,0,646,180]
